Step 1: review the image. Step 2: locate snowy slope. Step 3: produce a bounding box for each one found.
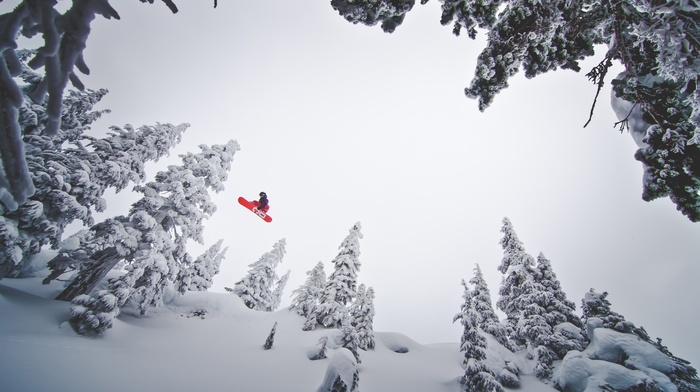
[1,273,695,392]
[0,274,558,392]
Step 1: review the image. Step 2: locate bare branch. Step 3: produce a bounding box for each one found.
[584,54,613,128]
[613,103,638,133]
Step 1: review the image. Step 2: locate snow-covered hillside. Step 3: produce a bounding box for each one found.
[0,274,472,392]
[1,271,696,392]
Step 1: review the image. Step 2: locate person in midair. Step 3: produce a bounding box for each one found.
[252,191,269,213]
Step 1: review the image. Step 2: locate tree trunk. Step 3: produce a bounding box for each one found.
[0,260,11,281]
[55,248,120,302]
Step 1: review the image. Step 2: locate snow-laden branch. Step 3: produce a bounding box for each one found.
[0,0,177,211]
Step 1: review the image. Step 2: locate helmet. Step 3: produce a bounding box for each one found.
[259,192,266,197]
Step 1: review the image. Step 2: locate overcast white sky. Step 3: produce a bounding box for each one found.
[26,0,699,365]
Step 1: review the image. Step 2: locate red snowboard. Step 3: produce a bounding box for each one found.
[238,197,272,223]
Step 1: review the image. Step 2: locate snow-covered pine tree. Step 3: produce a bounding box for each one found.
[535,254,579,323]
[512,268,558,379]
[468,264,509,349]
[230,239,287,311]
[42,123,188,285]
[68,141,239,334]
[463,0,604,111]
[350,284,376,351]
[339,309,362,364]
[20,94,110,242]
[263,322,278,350]
[581,288,700,391]
[510,254,585,379]
[580,288,650,342]
[0,217,22,279]
[70,289,121,336]
[653,341,700,392]
[290,261,326,318]
[328,222,363,305]
[534,253,585,352]
[0,50,189,281]
[607,0,700,222]
[0,1,180,210]
[270,270,291,311]
[59,139,234,302]
[311,222,363,329]
[454,279,505,392]
[85,123,188,194]
[496,217,536,344]
[330,0,416,33]
[437,0,502,39]
[318,348,360,392]
[1,52,107,279]
[177,239,227,293]
[309,335,329,360]
[495,219,582,378]
[333,0,600,106]
[330,0,700,222]
[53,217,138,302]
[302,310,320,331]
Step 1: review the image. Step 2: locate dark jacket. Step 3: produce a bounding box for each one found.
[257,194,269,210]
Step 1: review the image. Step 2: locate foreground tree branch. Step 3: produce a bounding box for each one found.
[331,0,700,221]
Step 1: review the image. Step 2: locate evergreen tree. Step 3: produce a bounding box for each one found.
[330,0,416,33]
[177,240,227,293]
[290,261,326,318]
[507,262,556,379]
[318,348,360,392]
[581,288,700,391]
[85,123,188,194]
[581,288,650,342]
[0,49,188,281]
[41,123,188,285]
[468,264,509,349]
[0,217,22,279]
[271,270,291,311]
[609,0,700,222]
[68,140,238,334]
[534,253,585,348]
[109,141,237,311]
[523,253,586,378]
[330,0,700,222]
[229,239,287,311]
[263,322,278,350]
[70,288,121,336]
[496,217,536,343]
[653,339,700,392]
[311,222,363,329]
[309,335,329,360]
[505,252,585,378]
[339,309,362,364]
[2,53,102,277]
[535,254,580,326]
[60,140,235,302]
[454,279,505,392]
[302,310,320,331]
[350,284,376,350]
[1,1,180,209]
[495,220,584,378]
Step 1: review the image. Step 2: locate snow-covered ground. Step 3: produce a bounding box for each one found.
[0,271,549,392]
[2,269,695,392]
[0,274,475,392]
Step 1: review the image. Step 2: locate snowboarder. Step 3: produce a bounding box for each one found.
[238,194,272,222]
[252,192,269,213]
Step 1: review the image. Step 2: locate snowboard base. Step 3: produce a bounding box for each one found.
[238,197,272,222]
